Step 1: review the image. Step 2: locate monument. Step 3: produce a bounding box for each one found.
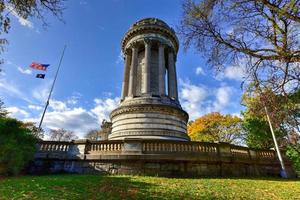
[109,18,189,141]
[32,18,295,177]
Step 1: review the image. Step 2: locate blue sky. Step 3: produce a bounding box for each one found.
[0,0,245,137]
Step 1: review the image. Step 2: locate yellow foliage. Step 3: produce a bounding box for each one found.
[188,112,243,144]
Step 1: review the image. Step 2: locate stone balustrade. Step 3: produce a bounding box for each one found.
[35,139,281,161]
[37,141,71,152]
[142,141,218,154]
[32,139,294,177]
[89,141,123,153]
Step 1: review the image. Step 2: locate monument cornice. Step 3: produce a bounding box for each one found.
[121,19,179,54]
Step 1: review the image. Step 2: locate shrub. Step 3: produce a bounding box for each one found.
[0,117,37,175]
[286,144,300,177]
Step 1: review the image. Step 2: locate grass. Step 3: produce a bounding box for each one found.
[0,175,299,200]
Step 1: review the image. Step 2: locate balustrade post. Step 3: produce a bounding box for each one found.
[218,142,232,159]
[122,139,142,155]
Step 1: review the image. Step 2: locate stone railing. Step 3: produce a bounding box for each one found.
[37,141,71,152]
[32,139,297,177]
[88,141,123,153]
[142,141,218,154]
[34,139,284,163]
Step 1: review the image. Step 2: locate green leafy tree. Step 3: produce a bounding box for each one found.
[188,112,244,145]
[242,86,299,148]
[286,144,300,177]
[0,117,37,175]
[242,116,287,149]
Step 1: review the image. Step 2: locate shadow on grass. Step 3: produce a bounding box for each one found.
[0,174,299,200]
[0,174,161,200]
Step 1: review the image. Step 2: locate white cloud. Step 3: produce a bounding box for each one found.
[40,97,119,138]
[42,107,99,138]
[7,106,30,118]
[18,17,33,28]
[49,99,67,111]
[223,65,245,81]
[179,79,236,120]
[17,67,32,75]
[91,97,119,123]
[28,104,43,111]
[195,67,205,76]
[67,92,82,105]
[18,96,119,138]
[179,79,208,119]
[0,78,31,102]
[32,81,52,102]
[181,80,207,103]
[213,86,233,111]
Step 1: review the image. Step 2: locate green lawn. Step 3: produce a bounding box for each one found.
[0,175,299,200]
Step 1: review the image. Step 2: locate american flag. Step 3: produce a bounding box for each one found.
[30,62,49,71]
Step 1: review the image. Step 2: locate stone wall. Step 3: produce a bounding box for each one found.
[30,139,296,177]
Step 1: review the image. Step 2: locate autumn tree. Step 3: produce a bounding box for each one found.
[179,0,300,95]
[48,128,77,141]
[0,0,65,65]
[242,87,299,148]
[188,112,244,144]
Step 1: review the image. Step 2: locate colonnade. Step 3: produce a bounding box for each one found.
[120,39,178,101]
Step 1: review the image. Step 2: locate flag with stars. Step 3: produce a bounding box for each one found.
[30,62,50,71]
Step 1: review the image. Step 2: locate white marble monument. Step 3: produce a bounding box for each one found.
[109,18,189,141]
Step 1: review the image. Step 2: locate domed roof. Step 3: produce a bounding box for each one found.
[130,18,173,31]
[121,18,179,53]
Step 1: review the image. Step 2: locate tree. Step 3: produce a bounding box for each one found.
[85,129,100,140]
[241,87,299,148]
[242,116,287,148]
[0,0,65,65]
[0,111,37,175]
[188,112,244,144]
[22,122,44,139]
[0,99,8,117]
[179,0,300,95]
[48,128,78,141]
[286,144,300,177]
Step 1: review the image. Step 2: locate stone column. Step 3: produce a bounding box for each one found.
[128,46,138,97]
[121,51,131,100]
[168,50,178,100]
[142,40,151,94]
[158,44,166,96]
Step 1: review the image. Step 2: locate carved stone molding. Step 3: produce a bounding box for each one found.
[121,18,179,54]
[110,104,189,122]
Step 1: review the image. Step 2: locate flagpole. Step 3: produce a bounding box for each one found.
[253,75,288,178]
[38,45,67,130]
